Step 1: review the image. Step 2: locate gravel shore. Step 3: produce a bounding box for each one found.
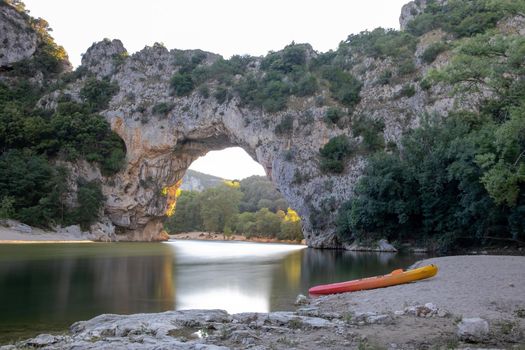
[315,255,525,321]
[0,221,92,243]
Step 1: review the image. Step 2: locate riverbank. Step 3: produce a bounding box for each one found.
[0,220,92,243]
[3,255,523,349]
[170,231,305,245]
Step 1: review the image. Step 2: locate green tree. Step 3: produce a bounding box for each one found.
[239,176,286,212]
[0,196,15,220]
[199,184,243,232]
[80,78,119,112]
[71,180,105,230]
[254,208,281,237]
[319,135,354,173]
[231,211,257,236]
[164,190,203,233]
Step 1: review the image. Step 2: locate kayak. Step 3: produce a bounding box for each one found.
[308,264,438,295]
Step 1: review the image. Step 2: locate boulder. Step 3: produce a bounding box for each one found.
[344,239,397,252]
[294,294,308,306]
[13,223,32,234]
[457,318,489,342]
[24,334,59,347]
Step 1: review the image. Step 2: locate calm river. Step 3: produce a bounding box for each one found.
[0,240,424,343]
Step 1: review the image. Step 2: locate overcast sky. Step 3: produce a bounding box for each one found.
[22,0,408,179]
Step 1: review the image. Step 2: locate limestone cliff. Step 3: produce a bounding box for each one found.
[66,37,451,246]
[3,0,522,247]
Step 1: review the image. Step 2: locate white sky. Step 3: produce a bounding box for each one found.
[190,147,266,180]
[22,0,408,179]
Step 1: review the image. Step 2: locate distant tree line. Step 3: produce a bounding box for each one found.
[164,176,303,241]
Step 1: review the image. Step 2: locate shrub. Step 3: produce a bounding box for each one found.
[152,102,174,116]
[419,78,432,90]
[321,66,362,108]
[421,42,448,64]
[293,74,318,96]
[80,78,119,112]
[213,86,230,104]
[376,70,393,85]
[397,84,416,98]
[170,72,194,96]
[345,28,417,60]
[324,107,343,125]
[261,43,307,74]
[406,0,516,38]
[275,115,294,135]
[352,115,385,152]
[319,135,354,173]
[198,85,210,98]
[397,59,417,76]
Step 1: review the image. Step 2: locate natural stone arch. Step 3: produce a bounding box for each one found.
[65,39,359,248]
[57,21,455,248]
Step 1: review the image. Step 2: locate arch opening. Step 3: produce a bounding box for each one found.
[163,147,304,243]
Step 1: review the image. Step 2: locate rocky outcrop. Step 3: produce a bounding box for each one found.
[399,0,448,31]
[0,306,450,349]
[344,239,398,252]
[55,33,460,246]
[0,3,37,67]
[179,169,225,192]
[27,8,460,246]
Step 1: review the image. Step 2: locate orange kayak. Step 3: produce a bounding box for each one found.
[308,264,438,295]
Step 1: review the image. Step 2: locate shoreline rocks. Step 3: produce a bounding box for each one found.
[343,239,398,252]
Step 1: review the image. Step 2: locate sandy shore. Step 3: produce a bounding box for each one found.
[316,255,525,320]
[170,231,305,245]
[0,223,92,243]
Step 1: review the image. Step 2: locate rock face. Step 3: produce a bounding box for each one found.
[2,0,499,247]
[1,309,347,350]
[59,34,458,246]
[399,0,448,31]
[0,3,37,67]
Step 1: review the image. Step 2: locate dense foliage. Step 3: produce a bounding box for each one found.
[0,2,125,228]
[406,0,525,38]
[319,135,354,173]
[337,11,525,252]
[168,42,361,113]
[164,176,303,241]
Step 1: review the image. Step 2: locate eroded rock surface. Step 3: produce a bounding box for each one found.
[55,32,460,246]
[0,4,37,67]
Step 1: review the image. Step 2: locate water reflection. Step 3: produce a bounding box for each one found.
[0,241,425,344]
[0,243,175,342]
[167,241,304,313]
